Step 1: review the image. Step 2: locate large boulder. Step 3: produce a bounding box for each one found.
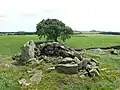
[21,40,35,59]
[20,40,35,64]
[55,64,78,74]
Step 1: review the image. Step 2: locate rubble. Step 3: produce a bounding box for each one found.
[13,40,100,77]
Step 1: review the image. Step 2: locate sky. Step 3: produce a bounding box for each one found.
[0,0,120,32]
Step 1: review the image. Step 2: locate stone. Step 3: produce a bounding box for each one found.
[47,67,55,72]
[48,67,55,70]
[89,69,99,77]
[90,62,97,66]
[60,45,66,49]
[20,40,35,64]
[4,64,10,67]
[74,57,81,64]
[28,58,43,68]
[61,57,75,64]
[28,58,43,65]
[79,75,86,78]
[90,58,99,66]
[78,70,88,76]
[18,78,26,85]
[86,64,92,71]
[89,48,103,52]
[30,71,43,84]
[78,59,90,70]
[101,68,107,71]
[51,56,63,64]
[12,53,21,60]
[18,78,30,86]
[34,42,83,59]
[74,52,83,60]
[43,56,50,63]
[110,50,118,55]
[34,47,41,57]
[56,64,78,74]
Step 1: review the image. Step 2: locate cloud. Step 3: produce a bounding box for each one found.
[0,0,120,32]
[0,15,7,18]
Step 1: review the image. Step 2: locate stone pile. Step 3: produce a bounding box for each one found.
[34,42,78,59]
[13,40,100,77]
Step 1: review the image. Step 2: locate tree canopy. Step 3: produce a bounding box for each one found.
[36,19,73,42]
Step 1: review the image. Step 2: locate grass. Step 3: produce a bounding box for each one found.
[0,34,120,90]
[65,35,120,48]
[1,34,120,55]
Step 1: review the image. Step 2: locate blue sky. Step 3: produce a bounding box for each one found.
[0,0,120,32]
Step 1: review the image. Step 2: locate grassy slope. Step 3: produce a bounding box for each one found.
[0,35,120,90]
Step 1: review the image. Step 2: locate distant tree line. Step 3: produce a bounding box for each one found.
[0,32,36,35]
[0,31,120,36]
[99,32,120,35]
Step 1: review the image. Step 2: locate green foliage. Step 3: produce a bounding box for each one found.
[36,19,73,42]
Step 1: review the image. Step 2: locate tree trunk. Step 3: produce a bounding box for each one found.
[54,37,58,42]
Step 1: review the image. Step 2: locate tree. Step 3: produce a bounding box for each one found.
[36,19,73,42]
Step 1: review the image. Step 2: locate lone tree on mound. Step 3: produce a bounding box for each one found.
[36,19,73,42]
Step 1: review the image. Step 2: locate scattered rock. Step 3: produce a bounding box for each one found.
[110,50,118,55]
[47,67,55,72]
[28,58,43,65]
[89,69,99,77]
[56,64,78,74]
[12,53,21,60]
[79,75,86,78]
[18,78,30,86]
[4,64,10,67]
[101,68,107,71]
[88,48,103,52]
[30,71,43,84]
[78,70,88,76]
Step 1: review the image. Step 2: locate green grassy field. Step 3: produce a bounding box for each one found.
[1,35,120,55]
[0,35,120,90]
